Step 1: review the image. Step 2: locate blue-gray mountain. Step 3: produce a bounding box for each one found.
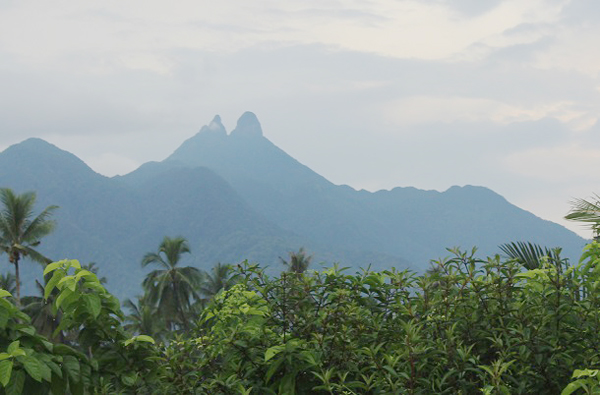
[0,112,587,299]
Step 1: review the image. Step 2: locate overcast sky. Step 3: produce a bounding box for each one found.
[1,0,599,238]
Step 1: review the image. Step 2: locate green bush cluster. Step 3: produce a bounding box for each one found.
[2,245,600,393]
[159,245,600,394]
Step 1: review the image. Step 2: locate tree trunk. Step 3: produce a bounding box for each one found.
[171,272,188,331]
[14,255,20,306]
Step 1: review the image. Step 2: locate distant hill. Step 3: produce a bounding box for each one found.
[0,114,588,299]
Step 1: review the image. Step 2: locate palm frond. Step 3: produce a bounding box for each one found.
[565,195,600,236]
[499,241,559,270]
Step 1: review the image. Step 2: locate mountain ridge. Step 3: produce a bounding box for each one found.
[0,112,588,299]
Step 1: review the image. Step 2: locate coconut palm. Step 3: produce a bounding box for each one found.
[280,247,313,274]
[565,194,600,239]
[0,272,17,295]
[123,295,166,340]
[141,236,203,330]
[0,188,58,305]
[199,263,239,302]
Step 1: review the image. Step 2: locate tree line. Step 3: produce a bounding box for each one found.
[0,187,600,393]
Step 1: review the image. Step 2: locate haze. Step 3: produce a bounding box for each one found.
[0,0,598,238]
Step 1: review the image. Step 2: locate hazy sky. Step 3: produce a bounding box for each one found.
[1,0,599,238]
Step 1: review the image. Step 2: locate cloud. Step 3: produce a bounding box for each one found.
[0,0,597,240]
[505,143,600,182]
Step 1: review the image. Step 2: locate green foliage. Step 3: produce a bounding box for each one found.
[280,247,313,274]
[141,236,203,331]
[566,194,600,239]
[0,258,160,394]
[149,245,600,394]
[0,188,57,304]
[562,369,600,395]
[499,241,563,270]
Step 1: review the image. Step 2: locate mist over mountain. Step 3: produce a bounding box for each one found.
[0,113,587,299]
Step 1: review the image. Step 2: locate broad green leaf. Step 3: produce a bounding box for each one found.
[7,341,19,355]
[43,261,63,276]
[75,270,93,281]
[55,288,74,310]
[265,345,284,362]
[0,360,12,387]
[5,370,24,395]
[44,271,62,300]
[20,355,43,382]
[561,381,583,395]
[0,290,11,299]
[50,372,66,395]
[38,359,52,382]
[83,294,101,319]
[62,355,80,382]
[8,349,24,358]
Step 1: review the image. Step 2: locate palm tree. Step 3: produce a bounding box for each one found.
[0,272,17,295]
[21,280,62,341]
[123,295,166,340]
[0,188,58,305]
[199,263,239,302]
[280,247,313,274]
[141,236,203,330]
[565,194,600,239]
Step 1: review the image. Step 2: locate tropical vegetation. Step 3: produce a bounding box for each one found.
[0,188,57,304]
[0,187,599,393]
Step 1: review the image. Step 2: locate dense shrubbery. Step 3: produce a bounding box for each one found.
[155,245,600,394]
[2,245,600,393]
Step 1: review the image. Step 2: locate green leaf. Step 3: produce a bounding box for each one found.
[265,345,284,362]
[121,371,137,386]
[44,271,62,300]
[43,261,62,276]
[0,308,9,330]
[135,335,154,344]
[561,381,583,395]
[68,260,81,270]
[0,360,12,387]
[20,355,43,382]
[7,341,19,355]
[83,294,101,319]
[5,370,24,395]
[50,372,66,395]
[0,290,11,298]
[62,355,80,382]
[54,288,74,310]
[9,349,24,358]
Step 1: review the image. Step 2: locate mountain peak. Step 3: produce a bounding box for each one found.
[231,111,263,137]
[199,115,226,135]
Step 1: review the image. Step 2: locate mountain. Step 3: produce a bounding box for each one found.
[165,112,587,265]
[0,115,588,299]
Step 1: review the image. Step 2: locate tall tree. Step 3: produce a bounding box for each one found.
[123,295,166,340]
[199,263,239,302]
[0,188,57,305]
[21,279,62,342]
[141,236,203,330]
[280,247,313,274]
[565,194,600,239]
[0,272,17,295]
